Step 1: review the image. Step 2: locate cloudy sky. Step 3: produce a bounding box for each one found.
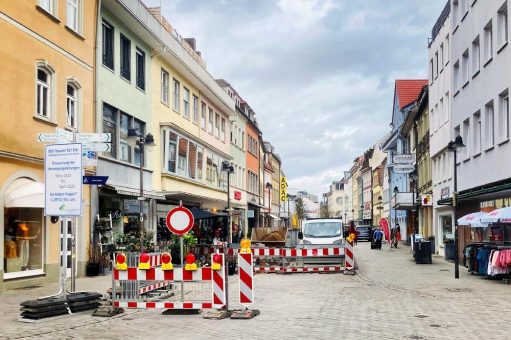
[144,0,446,196]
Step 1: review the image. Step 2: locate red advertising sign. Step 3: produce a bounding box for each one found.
[234,191,242,200]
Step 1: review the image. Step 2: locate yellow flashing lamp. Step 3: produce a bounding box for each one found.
[185,253,198,271]
[138,253,150,270]
[240,237,252,254]
[161,252,174,271]
[212,253,222,270]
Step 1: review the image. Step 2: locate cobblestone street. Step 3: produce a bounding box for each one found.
[0,242,509,340]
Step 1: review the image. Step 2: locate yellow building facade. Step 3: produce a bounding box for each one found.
[0,0,96,289]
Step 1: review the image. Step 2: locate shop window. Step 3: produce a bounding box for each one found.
[4,208,44,276]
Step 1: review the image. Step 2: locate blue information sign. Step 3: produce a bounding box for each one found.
[82,176,108,185]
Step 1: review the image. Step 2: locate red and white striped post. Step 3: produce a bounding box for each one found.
[238,253,254,306]
[211,253,226,309]
[344,239,355,273]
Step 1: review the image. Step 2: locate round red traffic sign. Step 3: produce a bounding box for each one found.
[166,206,194,236]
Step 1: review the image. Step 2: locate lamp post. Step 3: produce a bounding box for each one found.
[265,182,272,227]
[128,128,155,253]
[393,186,398,249]
[221,161,235,244]
[410,170,419,253]
[447,135,465,279]
[344,211,347,229]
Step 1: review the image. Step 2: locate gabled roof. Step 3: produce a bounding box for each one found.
[395,79,428,110]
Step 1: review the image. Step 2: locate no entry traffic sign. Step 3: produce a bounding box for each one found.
[166,206,194,236]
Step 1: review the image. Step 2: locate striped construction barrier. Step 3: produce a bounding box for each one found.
[112,253,226,311]
[212,253,226,308]
[238,253,254,306]
[251,247,345,257]
[254,266,344,273]
[345,240,354,271]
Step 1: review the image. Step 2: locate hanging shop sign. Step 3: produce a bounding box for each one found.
[280,176,287,202]
[393,164,415,174]
[393,154,415,164]
[421,194,433,206]
[441,187,450,199]
[234,191,242,200]
[44,143,83,216]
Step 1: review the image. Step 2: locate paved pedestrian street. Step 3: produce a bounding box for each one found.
[0,243,509,340]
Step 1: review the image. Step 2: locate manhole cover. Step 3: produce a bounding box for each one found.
[446,288,472,292]
[430,324,442,328]
[414,314,429,319]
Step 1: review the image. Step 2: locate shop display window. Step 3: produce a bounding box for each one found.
[4,208,44,276]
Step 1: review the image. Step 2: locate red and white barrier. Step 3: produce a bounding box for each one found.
[254,266,343,273]
[280,247,344,257]
[113,301,213,310]
[139,282,171,294]
[345,240,354,271]
[238,253,254,306]
[114,267,212,281]
[212,253,226,308]
[252,248,280,256]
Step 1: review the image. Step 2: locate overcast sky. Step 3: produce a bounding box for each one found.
[144,0,446,196]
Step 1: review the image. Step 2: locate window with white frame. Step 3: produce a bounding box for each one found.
[461,49,469,86]
[430,59,434,82]
[183,87,190,119]
[472,36,480,75]
[462,119,470,160]
[66,82,79,129]
[200,102,206,129]
[461,0,469,18]
[453,60,460,92]
[120,35,131,81]
[39,0,56,16]
[161,69,169,105]
[499,89,509,141]
[135,48,145,90]
[431,108,435,132]
[220,118,226,141]
[473,111,481,155]
[208,108,214,134]
[66,0,80,32]
[485,100,495,149]
[498,2,509,49]
[193,95,199,123]
[173,79,180,112]
[36,65,53,119]
[119,113,131,163]
[241,131,245,149]
[484,20,493,62]
[444,92,450,123]
[445,34,450,65]
[452,0,459,29]
[435,51,439,77]
[102,20,114,70]
[214,113,220,138]
[440,43,445,67]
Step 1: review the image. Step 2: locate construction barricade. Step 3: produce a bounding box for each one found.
[252,244,354,274]
[112,253,226,311]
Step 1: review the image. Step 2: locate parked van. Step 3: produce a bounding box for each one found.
[297,218,344,245]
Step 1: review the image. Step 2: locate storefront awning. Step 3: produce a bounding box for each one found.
[112,186,165,200]
[4,178,44,208]
[268,213,281,220]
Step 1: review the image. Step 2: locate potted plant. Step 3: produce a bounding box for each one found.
[86,243,101,276]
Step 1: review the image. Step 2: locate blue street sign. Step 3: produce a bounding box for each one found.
[82,176,109,185]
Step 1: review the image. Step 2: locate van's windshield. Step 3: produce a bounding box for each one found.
[303,222,342,238]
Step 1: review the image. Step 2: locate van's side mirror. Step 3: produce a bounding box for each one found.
[298,231,303,240]
[343,231,349,238]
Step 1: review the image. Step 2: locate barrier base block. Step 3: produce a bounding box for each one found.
[230,309,260,319]
[203,309,231,320]
[92,306,124,317]
[343,269,356,275]
[162,308,201,315]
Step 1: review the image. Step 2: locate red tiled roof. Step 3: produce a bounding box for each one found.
[395,79,428,110]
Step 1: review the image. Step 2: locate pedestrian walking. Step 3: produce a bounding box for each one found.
[348,221,358,245]
[373,227,384,250]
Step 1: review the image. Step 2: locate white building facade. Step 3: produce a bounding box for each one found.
[429,1,454,255]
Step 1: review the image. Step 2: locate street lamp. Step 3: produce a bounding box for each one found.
[221,161,235,244]
[392,186,398,248]
[447,135,465,279]
[265,182,272,227]
[128,128,154,253]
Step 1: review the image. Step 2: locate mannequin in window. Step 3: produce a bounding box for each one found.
[16,223,40,270]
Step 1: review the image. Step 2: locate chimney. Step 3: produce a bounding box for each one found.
[184,38,196,51]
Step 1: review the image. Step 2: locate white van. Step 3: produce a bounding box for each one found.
[297,218,344,245]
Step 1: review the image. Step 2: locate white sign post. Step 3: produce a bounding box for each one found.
[44,143,83,216]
